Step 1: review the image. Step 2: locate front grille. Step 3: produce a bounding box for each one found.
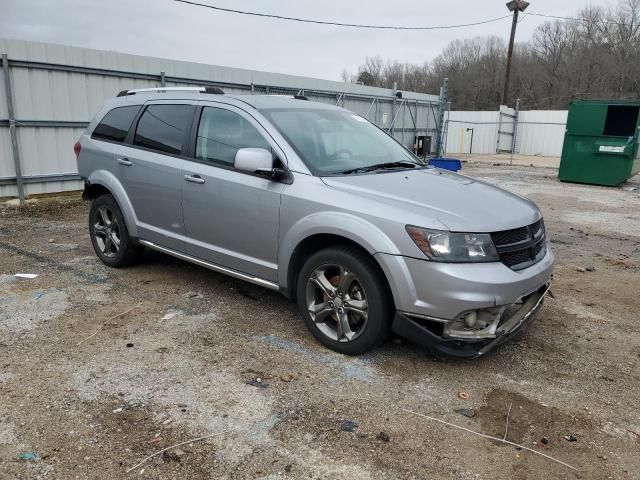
[491,220,546,271]
[491,227,529,246]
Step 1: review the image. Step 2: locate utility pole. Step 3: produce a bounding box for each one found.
[502,1,529,106]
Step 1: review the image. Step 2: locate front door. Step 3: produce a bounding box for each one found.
[181,105,284,282]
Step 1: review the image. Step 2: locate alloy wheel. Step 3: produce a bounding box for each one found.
[93,205,121,258]
[305,264,369,342]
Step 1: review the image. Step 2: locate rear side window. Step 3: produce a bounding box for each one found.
[92,106,140,143]
[196,107,270,166]
[134,104,195,155]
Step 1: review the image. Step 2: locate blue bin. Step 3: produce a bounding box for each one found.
[429,158,462,172]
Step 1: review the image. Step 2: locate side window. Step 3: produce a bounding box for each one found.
[196,107,271,167]
[134,104,195,155]
[92,106,140,143]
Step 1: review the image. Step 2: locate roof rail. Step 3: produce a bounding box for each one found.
[264,94,309,101]
[116,86,224,97]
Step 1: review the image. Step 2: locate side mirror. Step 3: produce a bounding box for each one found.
[234,148,274,174]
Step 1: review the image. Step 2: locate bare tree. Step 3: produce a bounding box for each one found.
[343,0,640,110]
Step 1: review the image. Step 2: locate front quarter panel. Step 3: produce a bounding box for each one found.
[278,174,403,289]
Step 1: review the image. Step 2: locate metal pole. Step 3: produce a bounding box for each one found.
[496,109,503,154]
[510,98,520,164]
[160,71,166,87]
[388,99,404,132]
[443,101,451,156]
[391,82,397,134]
[365,97,377,119]
[401,100,406,145]
[2,54,25,205]
[502,9,519,106]
[435,78,448,158]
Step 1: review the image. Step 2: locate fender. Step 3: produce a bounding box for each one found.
[86,169,139,238]
[277,211,401,289]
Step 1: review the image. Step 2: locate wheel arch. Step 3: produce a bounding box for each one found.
[278,217,396,301]
[83,170,139,238]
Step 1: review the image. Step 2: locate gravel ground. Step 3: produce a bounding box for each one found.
[0,164,639,480]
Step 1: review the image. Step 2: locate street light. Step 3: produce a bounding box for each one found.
[502,1,529,106]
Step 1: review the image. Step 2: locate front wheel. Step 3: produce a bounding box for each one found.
[296,247,392,355]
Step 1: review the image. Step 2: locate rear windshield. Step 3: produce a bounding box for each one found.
[260,108,419,175]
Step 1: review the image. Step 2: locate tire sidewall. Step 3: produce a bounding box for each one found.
[296,247,391,355]
[89,194,134,267]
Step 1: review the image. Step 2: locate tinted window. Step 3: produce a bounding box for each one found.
[134,104,195,155]
[196,107,270,166]
[92,106,140,143]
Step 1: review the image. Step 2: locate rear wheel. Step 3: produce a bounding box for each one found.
[89,194,142,267]
[296,247,392,355]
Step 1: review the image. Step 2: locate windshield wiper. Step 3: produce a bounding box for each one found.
[338,161,421,175]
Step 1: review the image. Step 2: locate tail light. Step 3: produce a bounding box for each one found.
[74,141,81,158]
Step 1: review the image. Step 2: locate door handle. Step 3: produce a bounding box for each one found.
[117,157,132,166]
[184,174,205,184]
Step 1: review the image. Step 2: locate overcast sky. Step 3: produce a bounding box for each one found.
[2,0,608,81]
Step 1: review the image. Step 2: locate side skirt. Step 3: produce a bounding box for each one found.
[139,240,279,291]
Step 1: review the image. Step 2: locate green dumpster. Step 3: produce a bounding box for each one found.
[558,100,640,186]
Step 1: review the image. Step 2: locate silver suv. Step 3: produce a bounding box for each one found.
[76,87,554,357]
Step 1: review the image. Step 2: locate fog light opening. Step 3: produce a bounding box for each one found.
[464,311,478,328]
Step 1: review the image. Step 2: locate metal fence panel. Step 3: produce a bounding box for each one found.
[0,67,7,119]
[0,129,13,177]
[0,37,439,199]
[17,126,85,176]
[444,108,568,157]
[517,110,567,157]
[445,111,502,155]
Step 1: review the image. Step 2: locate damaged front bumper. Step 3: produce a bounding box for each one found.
[391,284,550,359]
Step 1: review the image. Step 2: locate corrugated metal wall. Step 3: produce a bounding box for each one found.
[0,38,440,199]
[444,107,567,157]
[444,110,504,155]
[517,110,568,157]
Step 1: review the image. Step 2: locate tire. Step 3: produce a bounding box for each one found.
[88,194,142,267]
[296,246,393,355]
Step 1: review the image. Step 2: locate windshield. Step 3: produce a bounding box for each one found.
[260,108,422,175]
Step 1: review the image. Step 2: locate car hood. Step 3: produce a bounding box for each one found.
[321,168,541,232]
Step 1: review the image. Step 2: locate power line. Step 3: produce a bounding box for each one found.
[173,0,511,30]
[527,12,637,27]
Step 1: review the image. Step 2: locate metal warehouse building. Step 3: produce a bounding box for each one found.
[0,38,440,200]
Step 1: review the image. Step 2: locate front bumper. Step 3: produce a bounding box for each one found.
[374,248,554,357]
[391,284,549,358]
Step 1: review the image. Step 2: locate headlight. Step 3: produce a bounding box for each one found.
[406,226,499,262]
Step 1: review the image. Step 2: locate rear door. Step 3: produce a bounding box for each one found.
[119,101,196,251]
[181,103,285,282]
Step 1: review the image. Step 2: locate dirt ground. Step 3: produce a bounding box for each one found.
[459,153,561,169]
[1,164,639,480]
